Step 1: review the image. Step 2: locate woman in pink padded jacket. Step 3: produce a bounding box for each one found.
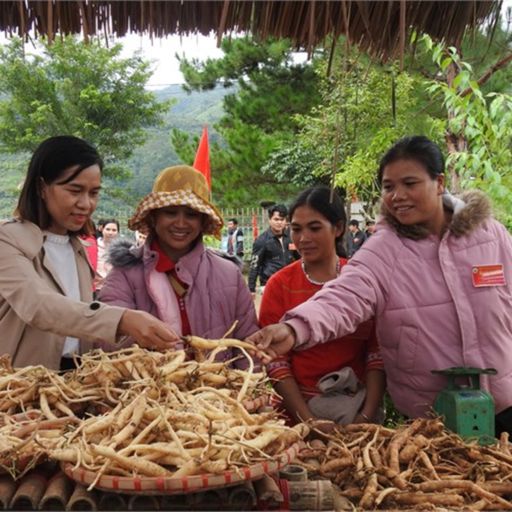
[99,165,259,367]
[248,136,512,435]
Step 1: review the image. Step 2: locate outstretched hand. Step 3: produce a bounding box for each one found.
[245,323,296,362]
[118,310,179,351]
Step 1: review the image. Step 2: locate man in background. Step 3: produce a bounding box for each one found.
[226,218,244,259]
[348,219,367,257]
[248,204,293,297]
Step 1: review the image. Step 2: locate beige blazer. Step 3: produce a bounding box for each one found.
[0,219,125,369]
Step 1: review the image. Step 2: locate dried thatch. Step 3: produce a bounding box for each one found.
[0,1,503,58]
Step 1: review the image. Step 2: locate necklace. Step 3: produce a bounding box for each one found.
[301,259,341,286]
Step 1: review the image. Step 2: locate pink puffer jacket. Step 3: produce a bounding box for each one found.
[99,239,259,366]
[284,191,512,418]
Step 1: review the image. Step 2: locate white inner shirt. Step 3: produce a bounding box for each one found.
[43,232,81,357]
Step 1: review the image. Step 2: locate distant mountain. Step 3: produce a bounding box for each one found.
[122,84,230,203]
[96,83,230,221]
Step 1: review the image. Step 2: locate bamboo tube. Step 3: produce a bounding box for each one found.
[159,493,189,511]
[281,480,334,511]
[0,475,16,510]
[97,492,127,511]
[66,484,97,511]
[127,494,159,511]
[10,472,46,510]
[279,464,308,482]
[40,472,73,510]
[189,489,228,511]
[227,481,256,510]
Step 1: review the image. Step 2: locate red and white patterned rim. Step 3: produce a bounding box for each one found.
[62,442,301,495]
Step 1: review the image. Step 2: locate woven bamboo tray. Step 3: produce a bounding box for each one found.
[62,442,301,495]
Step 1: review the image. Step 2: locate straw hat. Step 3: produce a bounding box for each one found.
[128,165,223,238]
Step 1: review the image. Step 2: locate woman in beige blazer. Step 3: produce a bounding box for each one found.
[0,136,178,370]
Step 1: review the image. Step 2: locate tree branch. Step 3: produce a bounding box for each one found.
[460,52,512,97]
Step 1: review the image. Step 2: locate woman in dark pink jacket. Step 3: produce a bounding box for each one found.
[249,136,512,434]
[99,165,259,365]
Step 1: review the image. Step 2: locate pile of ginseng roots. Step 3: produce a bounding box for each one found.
[298,418,512,510]
[0,337,305,488]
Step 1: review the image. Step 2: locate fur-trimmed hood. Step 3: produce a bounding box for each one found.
[107,238,243,269]
[380,189,492,240]
[107,238,142,268]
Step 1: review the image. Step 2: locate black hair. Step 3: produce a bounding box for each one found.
[268,204,288,219]
[349,219,359,227]
[377,135,445,185]
[16,135,103,235]
[288,186,347,257]
[102,219,120,232]
[228,218,238,225]
[94,218,106,239]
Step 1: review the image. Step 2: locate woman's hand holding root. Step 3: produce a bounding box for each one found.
[118,310,179,350]
[245,323,297,362]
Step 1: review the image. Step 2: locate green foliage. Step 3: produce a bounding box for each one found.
[175,37,322,207]
[296,47,444,211]
[423,34,512,220]
[261,144,324,187]
[0,37,172,180]
[458,20,512,95]
[171,125,299,207]
[0,152,26,219]
[179,38,299,92]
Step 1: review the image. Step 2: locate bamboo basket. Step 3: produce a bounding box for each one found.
[62,442,301,495]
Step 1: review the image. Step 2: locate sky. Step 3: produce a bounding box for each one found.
[119,32,224,88]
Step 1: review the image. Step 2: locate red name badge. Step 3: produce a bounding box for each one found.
[472,264,506,287]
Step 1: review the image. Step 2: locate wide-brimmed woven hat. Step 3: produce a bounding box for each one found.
[128,165,223,238]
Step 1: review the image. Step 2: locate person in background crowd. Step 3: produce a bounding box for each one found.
[0,136,178,370]
[79,220,98,291]
[95,218,105,239]
[365,220,376,238]
[248,135,512,436]
[99,165,259,364]
[259,186,385,426]
[248,204,294,297]
[226,218,244,259]
[347,219,367,256]
[96,219,120,289]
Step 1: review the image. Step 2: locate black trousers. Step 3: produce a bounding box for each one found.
[59,357,79,372]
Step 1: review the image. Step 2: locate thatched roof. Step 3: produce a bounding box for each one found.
[0,1,503,59]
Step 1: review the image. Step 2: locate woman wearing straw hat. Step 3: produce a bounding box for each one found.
[99,165,259,362]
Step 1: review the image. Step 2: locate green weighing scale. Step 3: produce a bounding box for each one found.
[431,367,497,445]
